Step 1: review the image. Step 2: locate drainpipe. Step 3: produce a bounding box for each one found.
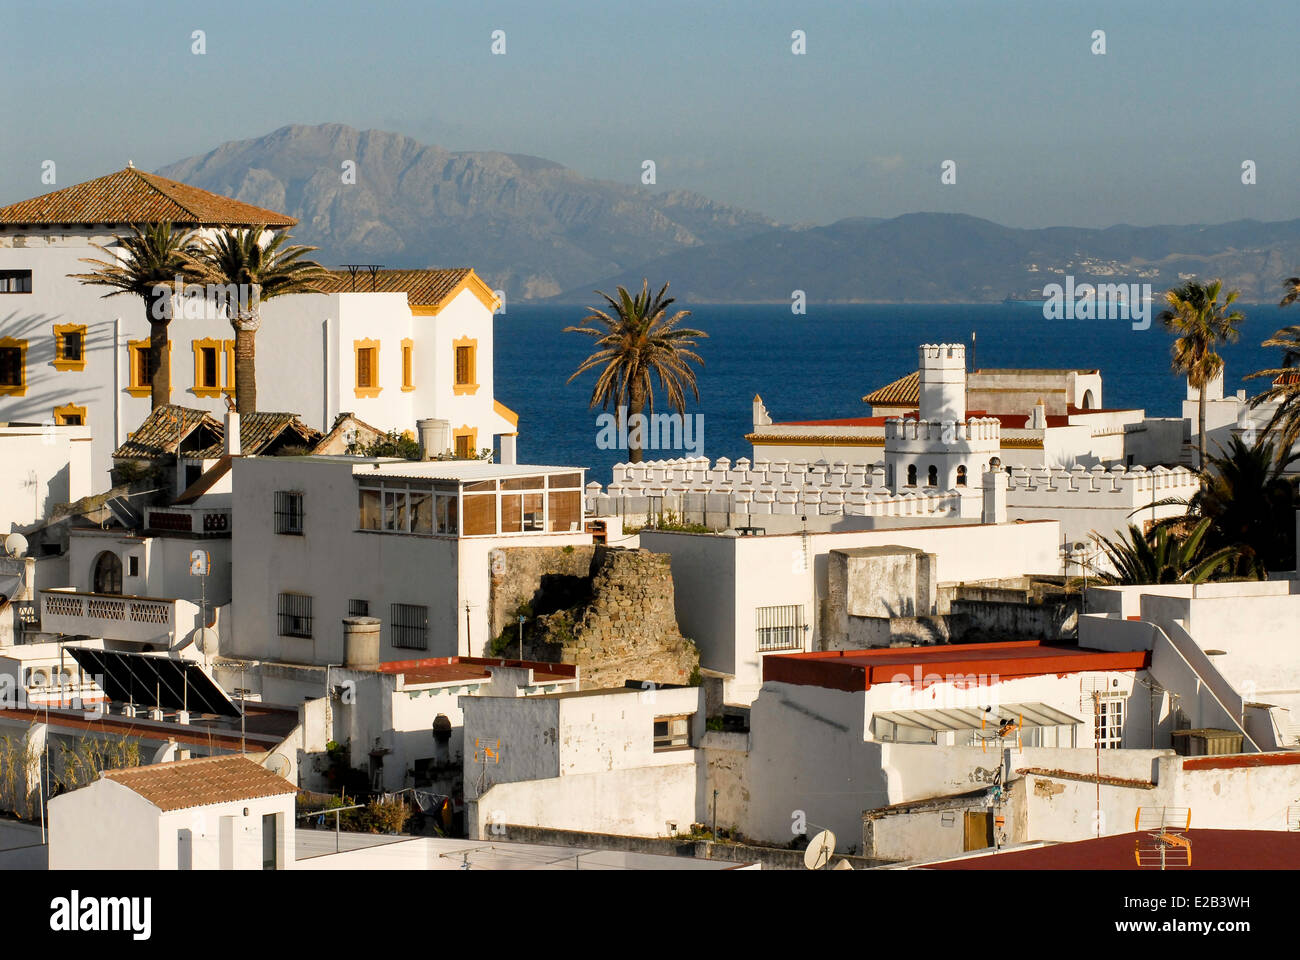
[113,316,123,452]
[323,315,335,432]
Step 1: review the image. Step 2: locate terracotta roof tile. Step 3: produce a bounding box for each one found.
[315,268,475,308]
[0,167,296,227]
[862,371,919,406]
[113,404,223,460]
[102,754,296,812]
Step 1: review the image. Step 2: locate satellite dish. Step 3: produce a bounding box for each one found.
[803,829,836,870]
[195,627,219,656]
[265,752,291,777]
[4,533,28,558]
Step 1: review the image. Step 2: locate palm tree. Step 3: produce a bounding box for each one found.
[1243,277,1300,458]
[1158,279,1245,468]
[71,222,200,410]
[1091,518,1240,585]
[1149,435,1299,577]
[565,280,706,464]
[189,227,327,414]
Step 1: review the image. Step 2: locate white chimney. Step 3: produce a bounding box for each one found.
[224,411,241,456]
[982,461,1007,524]
[499,433,517,465]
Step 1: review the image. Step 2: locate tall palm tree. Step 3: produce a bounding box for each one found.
[189,227,327,414]
[1148,435,1299,577]
[71,222,200,410]
[565,280,706,464]
[1091,518,1240,585]
[1243,276,1300,458]
[1158,279,1245,468]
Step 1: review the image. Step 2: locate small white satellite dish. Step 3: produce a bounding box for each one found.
[803,829,836,870]
[265,752,291,777]
[195,626,219,656]
[4,533,28,558]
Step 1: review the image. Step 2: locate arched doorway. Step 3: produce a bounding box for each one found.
[92,551,122,595]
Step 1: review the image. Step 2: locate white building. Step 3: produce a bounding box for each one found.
[639,516,1063,703]
[0,423,92,534]
[230,456,594,666]
[462,684,707,839]
[748,346,1179,471]
[48,754,296,869]
[0,166,519,484]
[589,343,1200,555]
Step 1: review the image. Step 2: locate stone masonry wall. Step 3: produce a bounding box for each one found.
[490,546,698,689]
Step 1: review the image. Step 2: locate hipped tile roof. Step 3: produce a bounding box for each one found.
[315,268,474,308]
[0,167,296,227]
[862,371,919,406]
[102,754,296,812]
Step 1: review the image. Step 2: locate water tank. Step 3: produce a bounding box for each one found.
[343,616,382,669]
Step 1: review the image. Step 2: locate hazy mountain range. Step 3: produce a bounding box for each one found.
[158,124,1300,303]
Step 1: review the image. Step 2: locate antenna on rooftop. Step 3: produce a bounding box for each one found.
[340,264,385,291]
[1134,807,1192,869]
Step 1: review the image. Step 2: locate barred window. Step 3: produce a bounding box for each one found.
[278,593,313,638]
[348,599,369,617]
[391,602,429,650]
[756,604,804,652]
[274,491,304,535]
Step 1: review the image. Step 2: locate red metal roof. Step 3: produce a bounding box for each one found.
[1182,752,1300,771]
[763,641,1150,693]
[931,829,1300,870]
[379,656,576,685]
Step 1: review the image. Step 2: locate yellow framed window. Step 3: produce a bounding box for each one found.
[354,339,381,398]
[223,340,235,395]
[453,426,478,459]
[192,338,223,398]
[401,338,415,391]
[52,324,87,372]
[0,337,27,396]
[453,337,478,395]
[53,403,87,426]
[127,338,171,397]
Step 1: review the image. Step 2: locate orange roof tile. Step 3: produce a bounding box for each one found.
[862,371,919,406]
[315,268,488,309]
[102,754,296,811]
[0,167,296,227]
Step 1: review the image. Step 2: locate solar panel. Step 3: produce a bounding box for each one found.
[66,648,240,717]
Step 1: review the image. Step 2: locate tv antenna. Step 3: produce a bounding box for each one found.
[1134,807,1192,869]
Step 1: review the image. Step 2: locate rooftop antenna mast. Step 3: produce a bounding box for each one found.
[1134,807,1192,869]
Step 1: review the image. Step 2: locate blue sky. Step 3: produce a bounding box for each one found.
[2,0,1296,227]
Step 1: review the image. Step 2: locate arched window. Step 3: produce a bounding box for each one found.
[956,465,967,486]
[1081,389,1095,410]
[927,465,938,487]
[92,551,123,595]
[906,465,917,487]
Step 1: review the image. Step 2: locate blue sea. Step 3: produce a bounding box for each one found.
[494,303,1295,486]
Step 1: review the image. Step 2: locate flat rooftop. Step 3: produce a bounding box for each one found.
[763,641,1150,692]
[355,460,584,481]
[929,829,1300,870]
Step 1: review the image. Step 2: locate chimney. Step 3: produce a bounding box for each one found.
[224,411,241,456]
[417,418,449,460]
[499,433,517,465]
[982,459,1007,524]
[343,616,381,669]
[1029,398,1047,430]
